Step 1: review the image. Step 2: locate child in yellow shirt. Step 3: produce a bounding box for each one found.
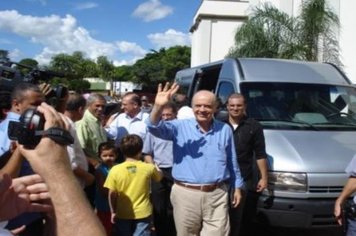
[104,134,162,236]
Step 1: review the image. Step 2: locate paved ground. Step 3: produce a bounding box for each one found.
[250,225,344,236]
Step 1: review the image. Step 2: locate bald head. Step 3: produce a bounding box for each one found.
[192,90,217,128]
[192,90,217,108]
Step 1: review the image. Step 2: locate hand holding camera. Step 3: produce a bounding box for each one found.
[8,102,74,149]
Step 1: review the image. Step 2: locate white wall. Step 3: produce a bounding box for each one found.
[190,0,248,66]
[338,0,356,82]
[191,0,356,82]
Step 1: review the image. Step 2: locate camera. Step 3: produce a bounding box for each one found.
[0,60,66,112]
[8,108,74,149]
[46,85,69,108]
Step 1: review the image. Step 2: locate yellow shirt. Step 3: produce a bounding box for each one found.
[104,161,161,219]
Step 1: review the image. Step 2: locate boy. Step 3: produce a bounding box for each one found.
[95,141,117,235]
[104,134,162,236]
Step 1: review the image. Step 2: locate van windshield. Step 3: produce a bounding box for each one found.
[240,82,356,131]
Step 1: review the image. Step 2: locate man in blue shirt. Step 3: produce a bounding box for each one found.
[0,83,45,235]
[146,83,243,236]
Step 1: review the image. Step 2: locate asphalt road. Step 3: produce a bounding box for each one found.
[250,225,344,236]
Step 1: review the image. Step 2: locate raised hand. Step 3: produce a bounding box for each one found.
[0,174,51,221]
[154,82,180,107]
[150,82,180,125]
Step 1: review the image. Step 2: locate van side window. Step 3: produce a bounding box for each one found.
[216,82,235,106]
[195,66,221,93]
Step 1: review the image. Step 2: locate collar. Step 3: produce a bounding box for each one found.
[6,111,21,121]
[225,115,248,125]
[194,119,216,134]
[83,109,100,123]
[125,110,146,121]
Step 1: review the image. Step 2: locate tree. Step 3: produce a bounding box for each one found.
[112,65,133,82]
[96,56,114,80]
[49,51,99,80]
[131,46,190,90]
[228,0,341,65]
[17,58,39,77]
[68,79,91,93]
[49,53,80,80]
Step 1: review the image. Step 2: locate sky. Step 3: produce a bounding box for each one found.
[0,0,201,66]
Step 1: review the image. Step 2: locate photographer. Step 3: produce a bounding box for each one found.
[334,154,356,235]
[17,102,105,235]
[0,82,45,234]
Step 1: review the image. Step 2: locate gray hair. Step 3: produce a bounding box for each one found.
[87,93,106,106]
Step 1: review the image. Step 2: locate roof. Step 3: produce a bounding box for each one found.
[236,58,350,85]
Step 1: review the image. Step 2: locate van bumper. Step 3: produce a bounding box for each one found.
[256,195,338,228]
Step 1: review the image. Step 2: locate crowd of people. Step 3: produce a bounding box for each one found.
[0,82,271,236]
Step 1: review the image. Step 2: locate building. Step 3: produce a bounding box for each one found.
[191,0,356,82]
[83,77,141,95]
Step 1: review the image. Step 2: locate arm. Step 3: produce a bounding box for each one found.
[254,123,268,192]
[73,166,95,187]
[0,148,23,178]
[144,155,154,164]
[256,158,268,192]
[226,129,243,208]
[152,163,163,182]
[142,133,154,164]
[231,188,242,208]
[95,168,108,198]
[108,190,118,224]
[334,177,356,225]
[19,102,105,236]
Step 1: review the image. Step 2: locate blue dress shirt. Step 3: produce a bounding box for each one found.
[0,112,40,229]
[146,118,243,188]
[0,112,20,157]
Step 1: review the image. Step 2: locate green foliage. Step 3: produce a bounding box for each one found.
[49,77,68,86]
[17,58,39,76]
[49,51,99,80]
[96,56,115,81]
[229,0,341,65]
[131,46,190,90]
[68,79,91,93]
[113,65,133,81]
[2,45,190,92]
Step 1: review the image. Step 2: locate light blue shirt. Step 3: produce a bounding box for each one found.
[142,132,173,168]
[0,113,40,228]
[146,118,243,188]
[106,111,149,146]
[0,112,20,157]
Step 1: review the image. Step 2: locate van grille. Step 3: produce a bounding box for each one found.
[308,186,343,193]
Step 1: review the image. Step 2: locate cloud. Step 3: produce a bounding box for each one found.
[132,0,173,22]
[0,10,145,65]
[116,41,147,56]
[9,49,22,60]
[73,2,98,10]
[148,29,191,49]
[113,57,141,67]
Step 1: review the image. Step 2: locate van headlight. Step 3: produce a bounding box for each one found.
[268,172,307,192]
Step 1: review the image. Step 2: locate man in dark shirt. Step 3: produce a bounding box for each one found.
[225,93,268,236]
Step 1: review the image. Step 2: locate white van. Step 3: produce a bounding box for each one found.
[175,58,356,228]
